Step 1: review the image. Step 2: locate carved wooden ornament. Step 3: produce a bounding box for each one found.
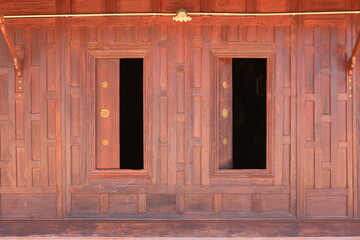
[172,9,192,22]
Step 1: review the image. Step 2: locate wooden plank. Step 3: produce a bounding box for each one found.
[108,194,137,213]
[0,193,57,214]
[306,195,347,217]
[185,194,213,212]
[260,194,290,213]
[16,147,32,186]
[147,194,176,212]
[4,220,360,237]
[71,193,100,213]
[0,0,56,15]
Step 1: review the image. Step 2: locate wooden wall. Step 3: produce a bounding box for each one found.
[0,0,358,220]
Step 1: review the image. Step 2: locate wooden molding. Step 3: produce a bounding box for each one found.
[348,31,360,76]
[2,220,360,237]
[0,14,22,77]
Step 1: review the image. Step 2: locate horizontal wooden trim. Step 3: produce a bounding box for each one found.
[0,186,57,194]
[70,184,290,194]
[1,220,360,237]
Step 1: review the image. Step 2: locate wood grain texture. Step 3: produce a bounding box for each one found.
[2,220,360,237]
[95,59,120,169]
[0,0,357,225]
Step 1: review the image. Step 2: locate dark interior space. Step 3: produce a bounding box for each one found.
[120,58,144,169]
[232,58,267,169]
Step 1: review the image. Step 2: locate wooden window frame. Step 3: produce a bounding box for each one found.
[210,46,276,179]
[86,48,152,179]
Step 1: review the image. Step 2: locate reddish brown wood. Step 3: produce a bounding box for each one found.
[218,58,232,169]
[348,31,360,76]
[95,58,120,169]
[0,1,358,236]
[1,220,360,237]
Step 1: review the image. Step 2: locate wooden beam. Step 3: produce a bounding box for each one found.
[0,14,22,77]
[348,31,360,76]
[2,220,360,237]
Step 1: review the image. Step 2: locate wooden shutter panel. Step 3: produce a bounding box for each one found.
[95,59,120,169]
[218,58,233,169]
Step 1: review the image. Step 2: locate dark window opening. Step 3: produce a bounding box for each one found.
[231,58,267,169]
[120,58,144,169]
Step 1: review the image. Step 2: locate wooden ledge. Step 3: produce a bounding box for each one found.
[1,220,360,237]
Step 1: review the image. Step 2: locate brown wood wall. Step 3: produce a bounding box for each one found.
[0,0,358,220]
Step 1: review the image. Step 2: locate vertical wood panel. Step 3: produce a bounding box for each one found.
[201,25,212,185]
[159,146,168,184]
[31,121,41,161]
[0,122,10,161]
[0,75,8,114]
[48,146,57,186]
[47,45,57,92]
[71,145,81,185]
[283,96,291,136]
[274,27,286,185]
[15,100,25,140]
[47,100,57,139]
[305,101,315,141]
[337,148,347,188]
[31,73,40,114]
[218,58,232,169]
[283,144,290,185]
[31,28,40,66]
[70,96,80,137]
[159,97,168,139]
[338,101,347,141]
[305,53,315,93]
[176,122,186,185]
[17,147,32,186]
[95,59,120,169]
[321,75,331,115]
[304,149,315,188]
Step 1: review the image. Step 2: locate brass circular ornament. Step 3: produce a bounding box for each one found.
[222,81,227,89]
[101,109,110,118]
[102,139,109,146]
[222,109,228,118]
[102,81,109,88]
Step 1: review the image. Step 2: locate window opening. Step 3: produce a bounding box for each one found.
[95,58,144,170]
[220,58,267,169]
[119,58,144,169]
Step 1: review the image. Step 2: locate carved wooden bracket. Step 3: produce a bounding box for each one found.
[348,31,360,76]
[0,15,22,77]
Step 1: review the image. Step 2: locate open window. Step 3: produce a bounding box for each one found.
[95,58,144,170]
[218,58,267,170]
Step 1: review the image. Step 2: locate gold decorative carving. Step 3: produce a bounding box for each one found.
[222,81,227,89]
[102,81,108,88]
[101,109,109,118]
[222,138,228,145]
[172,8,192,22]
[102,139,109,146]
[222,109,228,118]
